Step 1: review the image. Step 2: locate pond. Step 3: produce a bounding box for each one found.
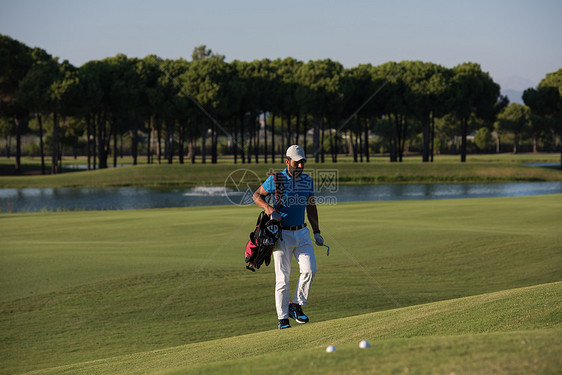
[1,182,561,213]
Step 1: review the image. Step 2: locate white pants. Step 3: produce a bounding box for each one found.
[273,227,317,320]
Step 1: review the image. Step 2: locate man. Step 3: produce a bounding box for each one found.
[252,145,324,329]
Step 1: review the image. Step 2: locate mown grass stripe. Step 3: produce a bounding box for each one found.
[27,282,561,375]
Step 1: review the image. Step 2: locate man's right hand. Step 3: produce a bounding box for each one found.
[264,205,276,217]
[253,185,276,216]
[270,210,282,222]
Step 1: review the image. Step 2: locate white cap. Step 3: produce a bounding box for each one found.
[286,145,306,161]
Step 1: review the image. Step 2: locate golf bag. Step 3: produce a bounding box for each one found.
[244,172,284,272]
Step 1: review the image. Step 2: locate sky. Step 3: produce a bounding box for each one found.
[1,0,561,92]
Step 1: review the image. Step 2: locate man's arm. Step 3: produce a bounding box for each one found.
[252,185,276,216]
[307,195,324,246]
[306,195,320,233]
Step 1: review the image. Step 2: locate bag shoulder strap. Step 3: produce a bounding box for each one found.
[273,172,284,209]
[256,210,266,227]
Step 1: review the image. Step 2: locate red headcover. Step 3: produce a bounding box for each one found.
[245,239,258,264]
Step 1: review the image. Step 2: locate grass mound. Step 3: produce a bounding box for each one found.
[32,282,562,374]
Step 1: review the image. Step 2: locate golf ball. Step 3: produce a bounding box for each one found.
[359,340,371,349]
[326,345,336,352]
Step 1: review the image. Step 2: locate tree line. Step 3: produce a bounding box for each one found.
[1,35,561,173]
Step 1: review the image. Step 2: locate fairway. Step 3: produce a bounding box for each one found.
[1,195,561,374]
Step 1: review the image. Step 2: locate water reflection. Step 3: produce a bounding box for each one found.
[331,183,562,203]
[0,182,560,213]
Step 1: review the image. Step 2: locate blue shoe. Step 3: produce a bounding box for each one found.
[278,318,291,329]
[289,303,309,324]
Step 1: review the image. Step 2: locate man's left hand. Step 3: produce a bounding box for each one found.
[314,233,324,246]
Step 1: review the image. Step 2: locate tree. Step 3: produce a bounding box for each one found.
[296,59,343,162]
[231,59,259,164]
[0,117,12,157]
[78,56,126,170]
[399,61,450,162]
[8,34,548,167]
[273,58,304,160]
[495,103,531,153]
[137,55,166,165]
[75,60,104,169]
[16,48,60,174]
[342,64,378,162]
[48,61,79,173]
[181,57,233,163]
[342,65,365,162]
[0,34,34,172]
[158,58,190,164]
[153,58,184,164]
[251,59,277,163]
[375,62,408,162]
[106,55,141,167]
[451,63,502,162]
[191,45,224,62]
[6,36,78,174]
[524,69,562,168]
[527,112,550,153]
[474,127,493,151]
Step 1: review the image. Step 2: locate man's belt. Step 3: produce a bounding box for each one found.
[281,223,307,231]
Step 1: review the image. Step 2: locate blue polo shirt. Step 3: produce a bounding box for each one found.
[263,169,314,227]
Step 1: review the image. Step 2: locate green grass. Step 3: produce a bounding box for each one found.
[1,195,561,373]
[1,153,561,188]
[34,282,562,374]
[2,152,560,168]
